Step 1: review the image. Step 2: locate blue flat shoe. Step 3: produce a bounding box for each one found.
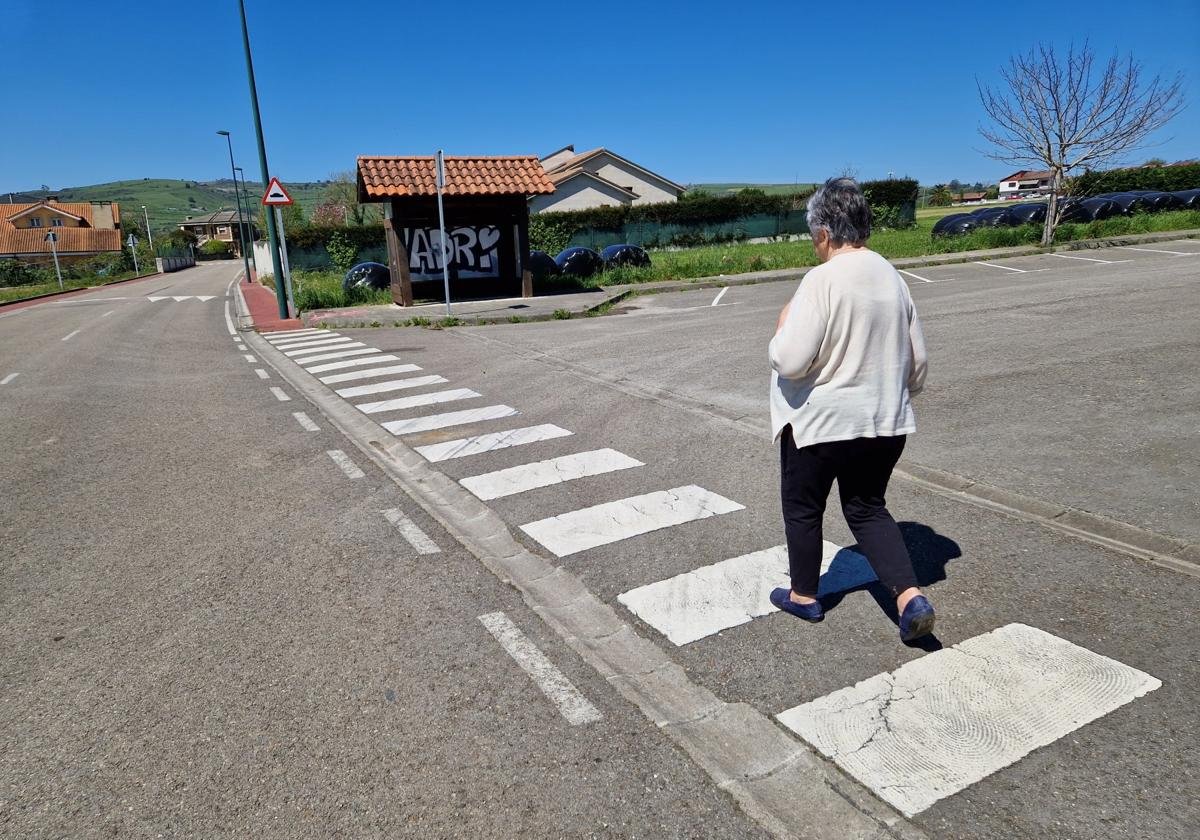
[899,595,936,641]
[769,588,824,622]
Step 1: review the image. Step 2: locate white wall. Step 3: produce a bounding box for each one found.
[529,178,631,213]
[589,156,681,205]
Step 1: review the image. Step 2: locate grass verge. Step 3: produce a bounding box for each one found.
[0,270,149,305]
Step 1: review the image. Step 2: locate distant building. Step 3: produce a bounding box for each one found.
[178,210,256,255]
[530,145,686,213]
[0,199,123,265]
[997,170,1052,199]
[954,192,989,205]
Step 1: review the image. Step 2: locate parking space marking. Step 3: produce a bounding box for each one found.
[296,347,381,365]
[61,329,82,342]
[334,374,448,399]
[711,287,729,306]
[254,368,269,379]
[478,612,603,726]
[292,411,320,431]
[381,507,441,554]
[318,363,420,384]
[381,405,520,435]
[101,310,116,318]
[284,341,364,358]
[306,354,402,374]
[618,542,875,646]
[776,623,1161,817]
[414,424,574,462]
[1049,253,1131,264]
[520,485,744,558]
[1116,246,1198,256]
[460,448,644,500]
[970,261,1047,274]
[270,386,291,402]
[326,449,366,479]
[897,269,946,284]
[356,387,480,415]
[1,373,19,385]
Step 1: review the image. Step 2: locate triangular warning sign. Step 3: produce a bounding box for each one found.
[262,177,293,206]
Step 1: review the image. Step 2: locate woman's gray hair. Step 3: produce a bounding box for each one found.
[806,177,872,245]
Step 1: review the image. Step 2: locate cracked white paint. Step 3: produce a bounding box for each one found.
[334,374,448,399]
[520,485,744,558]
[618,542,876,645]
[460,448,644,500]
[355,387,480,415]
[776,623,1161,817]
[381,405,519,435]
[415,424,574,462]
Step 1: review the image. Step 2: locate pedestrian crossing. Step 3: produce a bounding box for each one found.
[259,324,1166,821]
[147,295,216,302]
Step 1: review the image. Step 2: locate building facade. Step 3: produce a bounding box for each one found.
[178,210,256,255]
[530,145,686,213]
[997,170,1052,200]
[0,200,123,266]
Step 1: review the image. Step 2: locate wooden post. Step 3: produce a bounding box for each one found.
[383,216,413,307]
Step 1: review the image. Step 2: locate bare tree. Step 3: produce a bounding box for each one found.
[978,43,1184,245]
[321,170,378,226]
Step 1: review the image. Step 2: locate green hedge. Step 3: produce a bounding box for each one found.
[286,224,385,251]
[1072,163,1200,195]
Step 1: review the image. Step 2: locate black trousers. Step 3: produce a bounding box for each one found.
[780,426,918,599]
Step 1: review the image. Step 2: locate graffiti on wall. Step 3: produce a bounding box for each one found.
[402,226,502,280]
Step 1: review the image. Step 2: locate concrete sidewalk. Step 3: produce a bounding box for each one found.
[299,227,1200,328]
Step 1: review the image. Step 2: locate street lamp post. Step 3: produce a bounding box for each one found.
[234,166,254,270]
[217,130,253,285]
[141,205,153,248]
[237,0,288,319]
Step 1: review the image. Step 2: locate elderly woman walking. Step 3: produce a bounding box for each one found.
[768,177,935,641]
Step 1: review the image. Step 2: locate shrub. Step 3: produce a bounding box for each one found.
[1072,162,1200,195]
[0,259,47,287]
[325,230,358,272]
[201,239,232,256]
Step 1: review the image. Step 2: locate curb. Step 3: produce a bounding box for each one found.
[245,329,928,840]
[0,270,168,311]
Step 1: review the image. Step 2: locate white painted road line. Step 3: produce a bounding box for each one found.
[302,352,400,372]
[236,343,247,351]
[243,354,257,363]
[1117,245,1198,256]
[270,387,291,402]
[318,363,420,384]
[297,347,380,365]
[1049,252,1131,264]
[970,261,1046,274]
[711,287,729,306]
[265,327,321,339]
[381,405,520,435]
[356,387,480,415]
[618,542,876,646]
[1,373,19,385]
[776,623,1161,817]
[381,508,440,554]
[414,424,574,462]
[224,300,237,335]
[477,612,603,726]
[254,368,270,380]
[61,329,82,342]
[270,334,343,348]
[292,411,320,431]
[284,341,364,358]
[101,310,116,318]
[521,485,745,558]
[897,269,941,284]
[334,374,448,399]
[277,337,355,352]
[461,448,644,501]
[326,449,365,479]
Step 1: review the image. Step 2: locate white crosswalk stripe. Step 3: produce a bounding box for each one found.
[284,341,364,358]
[460,448,644,500]
[617,542,876,646]
[414,424,574,462]
[776,623,1161,817]
[355,387,480,415]
[265,328,322,339]
[305,354,401,374]
[334,374,448,399]
[381,405,519,435]
[318,363,421,384]
[520,485,744,558]
[272,335,348,350]
[146,295,216,302]
[297,347,380,365]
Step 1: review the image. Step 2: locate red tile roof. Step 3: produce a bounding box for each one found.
[0,226,122,256]
[357,156,556,200]
[1,201,106,226]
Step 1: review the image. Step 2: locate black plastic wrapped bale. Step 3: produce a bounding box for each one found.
[1006,203,1047,225]
[555,247,605,278]
[527,250,560,280]
[971,207,1015,227]
[600,243,651,268]
[931,213,973,236]
[343,261,391,291]
[1107,193,1150,215]
[1144,192,1184,212]
[942,215,984,236]
[1082,197,1121,220]
[1172,189,1200,208]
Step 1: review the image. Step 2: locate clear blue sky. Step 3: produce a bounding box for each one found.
[4,0,1197,190]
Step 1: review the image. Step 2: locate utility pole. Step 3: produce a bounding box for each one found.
[141,205,154,247]
[237,0,288,320]
[217,131,253,285]
[235,166,254,275]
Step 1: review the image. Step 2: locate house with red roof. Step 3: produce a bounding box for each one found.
[1,199,123,266]
[531,145,686,213]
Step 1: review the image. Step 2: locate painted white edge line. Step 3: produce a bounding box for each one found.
[711,287,729,306]
[243,354,257,363]
[381,507,441,554]
[897,269,942,284]
[61,329,82,342]
[292,411,320,431]
[269,386,291,402]
[1,373,19,385]
[1117,246,1198,256]
[327,449,365,479]
[254,368,270,379]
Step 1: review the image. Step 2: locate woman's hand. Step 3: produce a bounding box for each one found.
[776,301,792,334]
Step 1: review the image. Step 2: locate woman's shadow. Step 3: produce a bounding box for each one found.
[818,522,960,651]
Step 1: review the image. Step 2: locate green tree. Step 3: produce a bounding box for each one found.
[928,185,953,206]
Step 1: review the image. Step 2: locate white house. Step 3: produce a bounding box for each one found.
[997,170,1052,200]
[529,145,686,213]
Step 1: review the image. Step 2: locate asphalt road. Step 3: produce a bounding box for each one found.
[267,239,1200,839]
[0,263,768,839]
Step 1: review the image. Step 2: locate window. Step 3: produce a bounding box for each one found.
[217,225,229,235]
[28,217,43,228]
[51,218,63,227]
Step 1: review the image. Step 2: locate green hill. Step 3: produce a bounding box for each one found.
[2,178,329,234]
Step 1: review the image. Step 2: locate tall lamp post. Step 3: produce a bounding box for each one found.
[237,0,288,319]
[234,166,254,265]
[141,205,154,248]
[217,130,253,286]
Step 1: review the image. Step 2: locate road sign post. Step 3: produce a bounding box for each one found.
[44,232,63,290]
[262,177,296,318]
[435,150,452,317]
[127,233,140,275]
